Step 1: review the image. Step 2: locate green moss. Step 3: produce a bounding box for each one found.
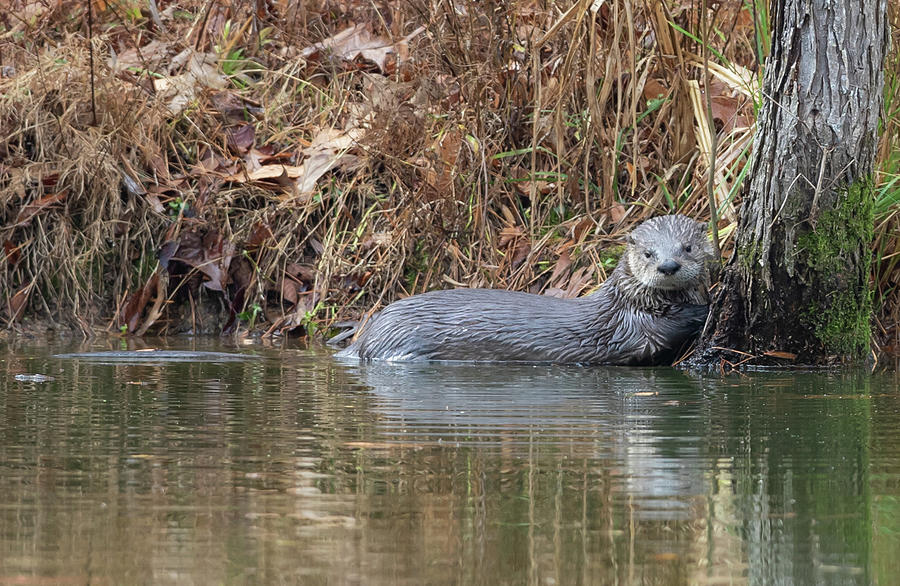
[798,178,874,357]
[737,240,760,273]
[808,288,873,356]
[600,244,625,270]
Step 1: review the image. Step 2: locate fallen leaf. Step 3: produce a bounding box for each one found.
[110,39,170,73]
[158,240,179,269]
[295,127,365,196]
[7,284,31,322]
[153,51,228,115]
[281,278,299,304]
[302,24,425,74]
[710,92,754,134]
[144,185,170,214]
[3,239,22,266]
[227,124,256,153]
[609,203,626,223]
[246,222,274,250]
[210,89,263,120]
[499,225,524,246]
[165,230,235,292]
[226,164,305,183]
[642,78,669,101]
[14,190,68,227]
[121,272,160,333]
[572,217,595,241]
[565,266,594,297]
[549,250,572,284]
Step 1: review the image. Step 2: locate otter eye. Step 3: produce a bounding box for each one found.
[684,244,693,253]
[643,251,652,259]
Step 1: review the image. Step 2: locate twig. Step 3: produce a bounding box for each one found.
[87,0,97,126]
[701,0,721,260]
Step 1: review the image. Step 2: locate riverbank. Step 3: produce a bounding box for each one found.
[1,1,898,351]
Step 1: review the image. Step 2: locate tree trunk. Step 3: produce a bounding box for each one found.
[691,0,889,366]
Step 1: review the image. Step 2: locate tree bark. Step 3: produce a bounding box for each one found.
[691,0,889,366]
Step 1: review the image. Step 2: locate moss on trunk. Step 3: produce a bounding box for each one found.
[798,179,874,357]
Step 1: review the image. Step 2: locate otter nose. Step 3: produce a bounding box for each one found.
[657,260,681,275]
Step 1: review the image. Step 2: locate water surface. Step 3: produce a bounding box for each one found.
[1,338,898,584]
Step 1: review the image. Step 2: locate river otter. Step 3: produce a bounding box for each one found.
[335,214,714,365]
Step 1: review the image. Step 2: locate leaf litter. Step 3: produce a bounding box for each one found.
[0,0,895,350]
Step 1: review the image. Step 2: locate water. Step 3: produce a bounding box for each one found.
[1,339,899,585]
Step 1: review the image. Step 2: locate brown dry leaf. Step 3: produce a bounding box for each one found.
[510,242,531,268]
[2,167,28,201]
[572,217,594,241]
[425,129,462,192]
[7,284,32,322]
[642,78,668,101]
[158,240,179,269]
[199,234,235,292]
[226,164,304,183]
[228,124,256,153]
[609,203,626,223]
[549,250,573,284]
[301,24,425,74]
[246,222,274,250]
[210,90,262,120]
[565,266,594,297]
[710,92,754,134]
[514,179,554,196]
[121,272,159,333]
[543,287,568,298]
[5,1,55,36]
[169,231,235,292]
[295,127,365,196]
[286,263,317,283]
[3,239,22,266]
[281,278,299,305]
[224,127,362,198]
[14,190,68,227]
[110,39,170,72]
[257,149,293,164]
[153,51,228,115]
[499,225,524,247]
[134,271,169,336]
[234,259,257,294]
[144,185,171,214]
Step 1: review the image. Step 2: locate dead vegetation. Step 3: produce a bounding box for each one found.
[0,0,896,348]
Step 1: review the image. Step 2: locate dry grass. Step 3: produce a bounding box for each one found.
[0,0,894,346]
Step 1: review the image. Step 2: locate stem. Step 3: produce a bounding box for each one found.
[701,0,722,260]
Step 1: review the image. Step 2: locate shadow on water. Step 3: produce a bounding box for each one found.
[0,338,898,585]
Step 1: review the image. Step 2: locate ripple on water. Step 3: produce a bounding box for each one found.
[1,343,899,584]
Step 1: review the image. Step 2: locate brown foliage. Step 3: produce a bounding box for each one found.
[1,0,891,346]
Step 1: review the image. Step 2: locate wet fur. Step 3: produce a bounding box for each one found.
[336,215,713,365]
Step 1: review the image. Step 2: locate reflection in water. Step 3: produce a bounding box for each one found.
[0,339,898,585]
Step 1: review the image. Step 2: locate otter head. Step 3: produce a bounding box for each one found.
[625,215,714,291]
